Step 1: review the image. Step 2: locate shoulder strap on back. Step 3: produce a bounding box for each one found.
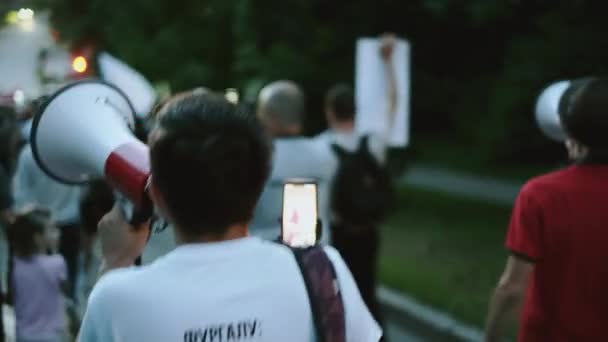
[292,246,346,342]
[331,143,348,160]
[357,135,371,155]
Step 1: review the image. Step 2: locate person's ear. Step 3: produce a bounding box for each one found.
[565,139,588,160]
[33,232,46,249]
[326,107,336,125]
[148,176,171,221]
[148,176,161,207]
[287,122,303,135]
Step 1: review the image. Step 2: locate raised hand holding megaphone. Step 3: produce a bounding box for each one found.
[31,80,153,225]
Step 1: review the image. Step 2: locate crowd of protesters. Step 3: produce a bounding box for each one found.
[0,34,398,342]
[2,28,607,342]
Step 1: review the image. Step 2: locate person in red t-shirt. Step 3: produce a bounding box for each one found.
[485,77,608,342]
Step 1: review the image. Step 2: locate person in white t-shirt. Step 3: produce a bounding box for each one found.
[77,92,381,341]
[315,34,398,327]
[251,81,335,244]
[316,34,398,165]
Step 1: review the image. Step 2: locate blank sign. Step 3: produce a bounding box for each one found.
[355,37,410,147]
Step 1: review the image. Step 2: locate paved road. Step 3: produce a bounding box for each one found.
[0,12,68,98]
[402,164,523,206]
[385,319,425,341]
[0,14,46,96]
[379,287,483,342]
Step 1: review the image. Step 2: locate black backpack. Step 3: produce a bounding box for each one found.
[331,135,394,227]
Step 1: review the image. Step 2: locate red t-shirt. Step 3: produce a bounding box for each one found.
[507,164,608,341]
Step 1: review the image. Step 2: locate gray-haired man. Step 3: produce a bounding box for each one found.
[251,80,335,244]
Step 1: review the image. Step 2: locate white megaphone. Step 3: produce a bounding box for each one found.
[535,80,571,142]
[31,79,153,223]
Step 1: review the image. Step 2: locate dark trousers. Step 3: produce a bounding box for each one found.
[331,223,382,325]
[58,223,81,298]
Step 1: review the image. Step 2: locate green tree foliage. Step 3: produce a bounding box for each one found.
[35,0,234,90]
[30,0,608,163]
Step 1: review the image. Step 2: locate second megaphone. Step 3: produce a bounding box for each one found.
[535,80,571,142]
[31,79,153,223]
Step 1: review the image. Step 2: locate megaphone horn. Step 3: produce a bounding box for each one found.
[31,79,152,222]
[535,80,571,142]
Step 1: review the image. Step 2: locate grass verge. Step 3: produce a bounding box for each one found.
[379,185,512,327]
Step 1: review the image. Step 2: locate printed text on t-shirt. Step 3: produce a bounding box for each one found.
[183,319,262,342]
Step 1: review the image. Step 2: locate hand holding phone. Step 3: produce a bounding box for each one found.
[281,180,319,248]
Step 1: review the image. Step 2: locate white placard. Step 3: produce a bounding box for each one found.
[355,37,410,147]
[98,52,156,118]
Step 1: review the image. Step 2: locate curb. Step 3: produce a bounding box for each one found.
[378,286,484,342]
[401,165,522,206]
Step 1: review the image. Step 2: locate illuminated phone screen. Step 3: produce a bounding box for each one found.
[282,182,318,247]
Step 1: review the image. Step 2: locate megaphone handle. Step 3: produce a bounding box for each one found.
[116,193,154,227]
[115,194,152,267]
[130,202,153,226]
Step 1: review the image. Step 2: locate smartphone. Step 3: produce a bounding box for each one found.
[281,180,318,248]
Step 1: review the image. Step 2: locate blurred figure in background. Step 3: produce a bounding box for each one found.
[485,78,608,342]
[12,98,82,299]
[316,35,398,325]
[7,207,68,342]
[0,105,20,341]
[252,80,334,243]
[75,180,114,317]
[0,106,20,223]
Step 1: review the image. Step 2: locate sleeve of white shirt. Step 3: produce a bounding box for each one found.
[324,246,383,342]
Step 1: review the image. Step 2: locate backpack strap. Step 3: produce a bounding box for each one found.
[357,135,371,155]
[331,143,348,160]
[292,246,346,342]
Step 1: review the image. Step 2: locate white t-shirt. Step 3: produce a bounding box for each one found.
[251,138,335,244]
[12,146,82,225]
[78,237,381,342]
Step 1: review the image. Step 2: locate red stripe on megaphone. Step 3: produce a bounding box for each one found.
[105,141,151,208]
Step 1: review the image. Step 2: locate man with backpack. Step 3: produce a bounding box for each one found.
[316,34,398,324]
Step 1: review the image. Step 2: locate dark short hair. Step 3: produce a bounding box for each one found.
[8,208,51,257]
[151,93,272,237]
[326,84,355,121]
[560,77,608,149]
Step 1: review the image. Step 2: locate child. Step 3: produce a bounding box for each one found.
[8,207,67,342]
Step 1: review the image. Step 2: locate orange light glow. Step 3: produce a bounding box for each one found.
[72,56,88,73]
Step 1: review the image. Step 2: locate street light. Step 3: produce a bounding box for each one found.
[13,89,25,107]
[225,88,239,104]
[5,11,18,24]
[72,56,88,74]
[17,8,34,21]
[4,8,34,24]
